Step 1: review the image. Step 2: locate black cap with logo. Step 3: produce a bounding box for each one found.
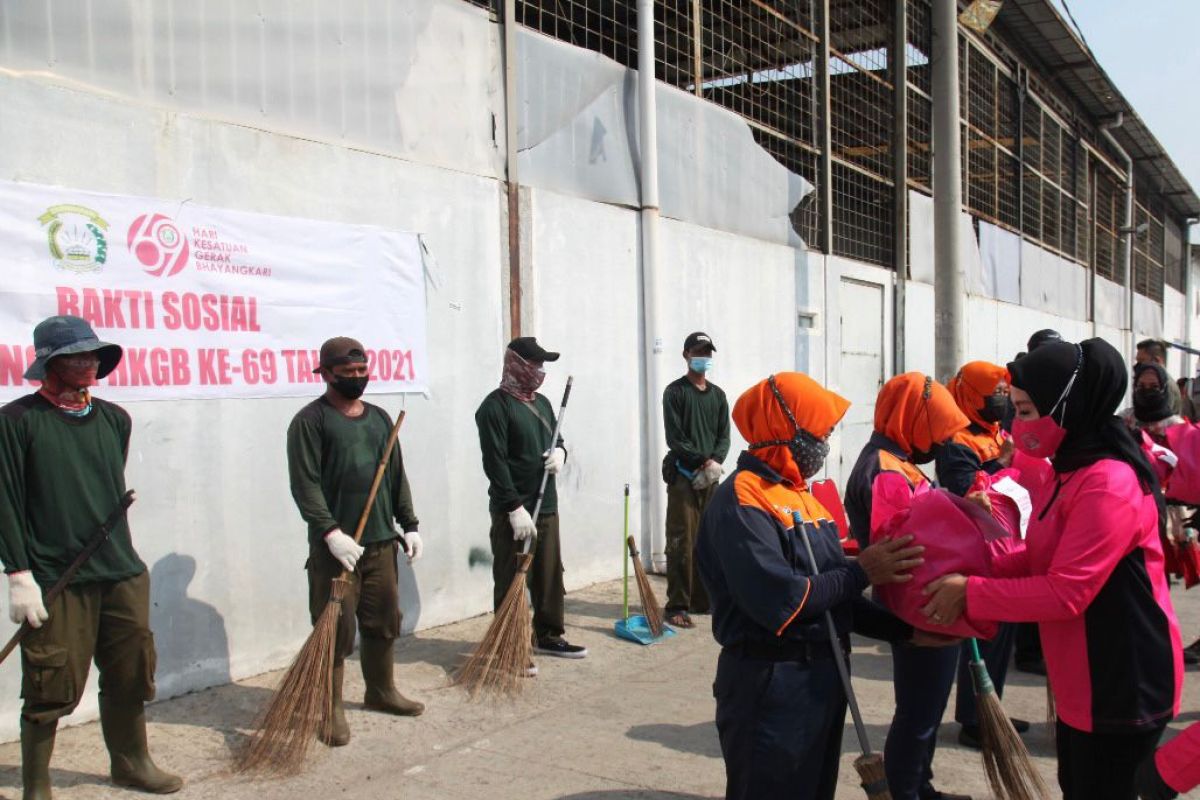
[683,332,717,353]
[313,336,368,373]
[508,336,560,363]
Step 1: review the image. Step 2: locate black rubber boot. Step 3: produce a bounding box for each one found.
[20,717,56,800]
[360,637,424,717]
[98,697,183,794]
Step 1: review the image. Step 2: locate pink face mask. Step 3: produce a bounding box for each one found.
[1011,359,1079,459]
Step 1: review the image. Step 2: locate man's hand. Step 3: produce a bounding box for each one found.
[324,528,365,572]
[543,447,567,475]
[508,506,537,541]
[856,535,924,585]
[702,460,723,486]
[921,573,969,626]
[402,531,423,563]
[6,571,48,628]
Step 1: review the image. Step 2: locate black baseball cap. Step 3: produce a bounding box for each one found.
[683,332,716,353]
[313,336,368,373]
[508,336,559,363]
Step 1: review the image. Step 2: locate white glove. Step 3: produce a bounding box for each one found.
[543,446,567,475]
[324,528,365,572]
[1151,443,1179,469]
[508,506,537,541]
[702,460,724,485]
[690,471,711,490]
[402,531,423,563]
[7,571,48,629]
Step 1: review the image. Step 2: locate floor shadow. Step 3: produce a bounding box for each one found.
[626,721,722,759]
[555,792,713,799]
[149,681,275,756]
[391,636,476,676]
[566,598,635,621]
[0,764,110,794]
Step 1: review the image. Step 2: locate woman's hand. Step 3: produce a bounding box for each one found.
[920,573,969,626]
[856,535,925,585]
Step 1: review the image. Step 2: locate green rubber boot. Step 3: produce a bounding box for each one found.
[20,717,56,800]
[98,697,183,794]
[320,664,350,747]
[361,637,424,717]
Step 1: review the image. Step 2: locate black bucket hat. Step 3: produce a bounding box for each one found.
[23,315,123,381]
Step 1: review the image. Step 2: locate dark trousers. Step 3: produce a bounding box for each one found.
[307,539,402,665]
[665,474,715,613]
[490,511,565,642]
[714,646,846,800]
[954,623,1016,727]
[1056,720,1164,800]
[1015,621,1043,664]
[20,571,156,724]
[884,641,960,800]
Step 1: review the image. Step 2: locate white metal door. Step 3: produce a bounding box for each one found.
[838,278,886,479]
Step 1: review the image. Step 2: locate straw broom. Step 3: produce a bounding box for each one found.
[234,410,407,776]
[967,638,1051,800]
[625,535,665,637]
[454,378,574,698]
[792,513,891,799]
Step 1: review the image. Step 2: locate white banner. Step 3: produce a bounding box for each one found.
[0,180,428,401]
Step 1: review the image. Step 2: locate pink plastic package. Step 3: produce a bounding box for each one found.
[1165,423,1200,504]
[871,486,1012,639]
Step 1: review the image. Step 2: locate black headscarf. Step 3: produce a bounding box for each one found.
[1132,362,1173,423]
[1027,328,1063,351]
[1010,338,1165,533]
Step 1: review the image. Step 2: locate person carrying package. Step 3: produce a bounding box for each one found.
[935,361,1029,749]
[844,372,973,800]
[476,336,586,661]
[287,336,426,748]
[0,315,183,799]
[661,331,730,628]
[695,372,947,800]
[922,337,1183,800]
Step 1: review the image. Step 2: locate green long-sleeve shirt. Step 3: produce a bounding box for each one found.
[663,376,730,474]
[286,398,418,546]
[475,389,565,515]
[0,394,145,588]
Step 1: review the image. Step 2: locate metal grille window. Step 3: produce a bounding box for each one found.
[1094,167,1121,283]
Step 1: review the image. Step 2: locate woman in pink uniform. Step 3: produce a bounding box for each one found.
[922,337,1183,800]
[1136,721,1200,798]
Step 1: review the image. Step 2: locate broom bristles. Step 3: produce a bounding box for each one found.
[853,752,892,799]
[974,667,1051,800]
[453,553,535,698]
[626,536,664,637]
[233,582,345,776]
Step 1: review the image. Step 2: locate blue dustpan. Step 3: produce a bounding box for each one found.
[614,614,676,645]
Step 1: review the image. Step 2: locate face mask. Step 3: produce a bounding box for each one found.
[1011,415,1068,459]
[330,374,369,400]
[689,357,713,374]
[788,429,830,479]
[979,395,1009,425]
[531,367,547,391]
[1133,387,1171,422]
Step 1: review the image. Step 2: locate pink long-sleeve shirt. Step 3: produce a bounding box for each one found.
[966,457,1182,733]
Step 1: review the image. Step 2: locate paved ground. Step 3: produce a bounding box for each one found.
[0,575,1198,799]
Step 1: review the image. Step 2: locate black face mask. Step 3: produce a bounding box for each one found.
[788,429,831,480]
[910,446,938,465]
[978,395,1010,425]
[330,375,369,400]
[1133,387,1172,423]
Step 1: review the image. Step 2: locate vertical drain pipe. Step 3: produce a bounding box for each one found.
[932,0,964,381]
[1100,113,1134,347]
[502,0,522,337]
[637,0,666,572]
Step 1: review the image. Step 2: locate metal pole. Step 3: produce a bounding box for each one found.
[1184,221,1197,379]
[637,0,666,571]
[502,0,522,338]
[1100,114,1133,343]
[932,0,964,381]
[893,0,908,374]
[691,0,703,97]
[818,0,833,255]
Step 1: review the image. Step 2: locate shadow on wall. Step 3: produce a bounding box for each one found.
[149,553,230,692]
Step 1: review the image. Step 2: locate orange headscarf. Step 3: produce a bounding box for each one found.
[733,372,850,486]
[947,361,1009,430]
[873,372,969,456]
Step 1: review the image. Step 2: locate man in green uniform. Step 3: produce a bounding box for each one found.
[287,336,425,748]
[476,337,586,661]
[661,331,730,628]
[0,315,182,799]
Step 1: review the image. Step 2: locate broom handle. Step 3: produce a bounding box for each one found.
[623,483,630,621]
[348,410,407,548]
[0,490,135,666]
[520,377,574,556]
[792,511,874,758]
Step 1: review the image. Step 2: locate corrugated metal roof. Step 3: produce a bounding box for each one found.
[995,0,1200,218]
